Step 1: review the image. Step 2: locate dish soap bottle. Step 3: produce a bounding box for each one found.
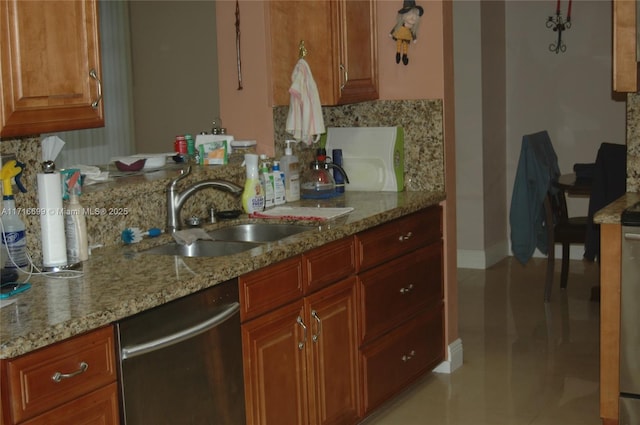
[1,160,28,269]
[280,140,300,202]
[259,155,275,209]
[242,153,265,214]
[272,161,286,205]
[64,171,88,263]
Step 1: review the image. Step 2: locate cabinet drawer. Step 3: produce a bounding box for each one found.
[360,306,444,414]
[5,326,116,423]
[21,383,119,425]
[356,207,442,271]
[303,237,356,294]
[359,242,443,345]
[240,256,304,322]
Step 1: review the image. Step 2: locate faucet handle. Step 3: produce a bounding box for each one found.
[169,166,192,189]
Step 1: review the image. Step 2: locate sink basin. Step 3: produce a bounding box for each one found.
[208,223,312,242]
[142,240,262,257]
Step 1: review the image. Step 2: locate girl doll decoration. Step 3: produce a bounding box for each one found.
[390,0,423,65]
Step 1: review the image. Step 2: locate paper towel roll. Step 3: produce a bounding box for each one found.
[37,173,67,267]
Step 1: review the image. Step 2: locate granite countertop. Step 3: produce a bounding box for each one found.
[0,190,445,359]
[594,192,640,224]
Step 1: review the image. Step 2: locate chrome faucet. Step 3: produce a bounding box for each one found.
[166,166,243,233]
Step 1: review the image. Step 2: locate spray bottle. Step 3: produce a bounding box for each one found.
[1,160,28,268]
[242,154,265,214]
[64,170,88,263]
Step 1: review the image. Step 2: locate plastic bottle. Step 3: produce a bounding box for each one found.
[1,160,28,269]
[259,154,275,209]
[272,161,286,205]
[1,196,28,269]
[332,149,345,193]
[242,153,265,214]
[280,140,300,202]
[64,185,89,264]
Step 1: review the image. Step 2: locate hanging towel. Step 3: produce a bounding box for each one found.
[286,58,325,146]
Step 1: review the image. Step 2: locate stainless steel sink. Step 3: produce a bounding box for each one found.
[142,240,262,257]
[208,223,312,242]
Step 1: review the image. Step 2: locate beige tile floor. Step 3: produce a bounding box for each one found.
[364,256,601,425]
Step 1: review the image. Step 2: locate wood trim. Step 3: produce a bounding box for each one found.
[613,0,638,92]
[600,223,622,424]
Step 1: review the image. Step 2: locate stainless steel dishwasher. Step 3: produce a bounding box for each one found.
[620,201,640,425]
[116,279,246,425]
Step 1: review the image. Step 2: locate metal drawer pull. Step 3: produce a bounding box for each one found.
[89,69,102,108]
[401,350,416,362]
[624,233,640,241]
[311,310,322,342]
[339,64,348,91]
[398,232,413,241]
[297,316,307,350]
[52,362,88,382]
[399,284,414,294]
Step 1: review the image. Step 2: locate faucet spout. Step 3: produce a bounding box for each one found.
[166,166,243,234]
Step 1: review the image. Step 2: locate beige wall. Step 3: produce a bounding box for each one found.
[130,1,220,152]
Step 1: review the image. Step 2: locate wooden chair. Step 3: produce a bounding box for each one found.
[543,186,588,302]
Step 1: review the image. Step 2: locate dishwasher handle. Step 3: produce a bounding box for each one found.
[624,232,640,241]
[120,302,240,360]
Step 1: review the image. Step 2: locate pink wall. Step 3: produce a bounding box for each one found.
[216,0,446,156]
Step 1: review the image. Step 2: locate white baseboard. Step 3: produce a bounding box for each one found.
[457,240,508,269]
[433,338,463,374]
[458,242,586,270]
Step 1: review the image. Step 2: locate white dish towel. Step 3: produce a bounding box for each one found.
[285,58,325,146]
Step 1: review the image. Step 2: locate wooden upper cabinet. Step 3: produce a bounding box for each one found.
[269,0,378,106]
[612,0,638,92]
[0,0,104,138]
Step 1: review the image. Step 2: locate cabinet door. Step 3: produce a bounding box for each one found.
[242,301,309,425]
[305,277,360,425]
[269,1,335,106]
[0,0,104,137]
[269,0,377,106]
[334,0,378,105]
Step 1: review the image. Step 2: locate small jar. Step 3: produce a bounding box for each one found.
[229,140,257,165]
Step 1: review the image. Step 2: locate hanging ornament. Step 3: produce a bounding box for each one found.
[546,0,572,53]
[390,0,424,65]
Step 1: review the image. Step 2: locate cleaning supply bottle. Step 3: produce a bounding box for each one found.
[272,161,286,205]
[242,153,265,214]
[1,160,28,269]
[280,140,300,202]
[64,171,88,263]
[259,155,275,209]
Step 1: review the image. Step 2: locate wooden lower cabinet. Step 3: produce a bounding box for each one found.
[1,326,118,425]
[242,276,360,425]
[360,306,444,413]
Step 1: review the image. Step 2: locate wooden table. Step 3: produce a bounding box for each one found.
[556,173,592,197]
